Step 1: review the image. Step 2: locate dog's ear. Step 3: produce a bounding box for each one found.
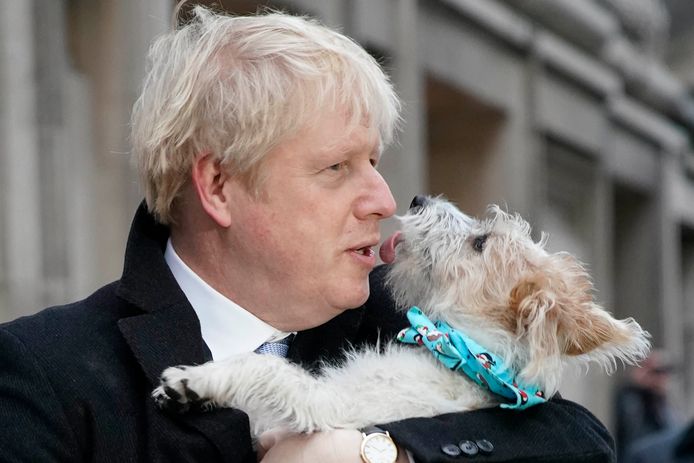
[548,254,649,363]
[510,253,650,388]
[508,272,562,383]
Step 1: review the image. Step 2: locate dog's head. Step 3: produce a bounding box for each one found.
[382,195,650,395]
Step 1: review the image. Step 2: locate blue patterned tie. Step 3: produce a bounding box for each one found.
[254,335,293,357]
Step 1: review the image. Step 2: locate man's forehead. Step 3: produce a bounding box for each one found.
[317,123,381,155]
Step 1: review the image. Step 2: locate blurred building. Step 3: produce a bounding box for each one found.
[1,0,693,429]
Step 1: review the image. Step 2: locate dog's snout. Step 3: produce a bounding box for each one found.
[410,195,428,211]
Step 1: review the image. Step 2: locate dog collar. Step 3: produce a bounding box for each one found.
[397,306,546,410]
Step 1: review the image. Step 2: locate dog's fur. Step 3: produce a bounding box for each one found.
[153,196,650,437]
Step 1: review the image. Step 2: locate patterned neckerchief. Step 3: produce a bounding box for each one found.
[397,306,546,410]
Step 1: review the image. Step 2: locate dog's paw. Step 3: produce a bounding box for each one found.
[152,365,213,413]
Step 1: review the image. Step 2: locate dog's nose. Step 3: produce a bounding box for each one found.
[410,195,428,210]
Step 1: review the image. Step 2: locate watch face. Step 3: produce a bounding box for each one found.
[362,434,397,463]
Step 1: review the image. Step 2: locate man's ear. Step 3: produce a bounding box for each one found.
[191,152,233,228]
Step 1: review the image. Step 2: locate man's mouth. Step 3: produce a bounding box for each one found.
[346,233,380,267]
[379,231,402,264]
[348,243,378,268]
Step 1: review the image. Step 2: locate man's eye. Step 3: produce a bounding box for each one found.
[328,162,346,172]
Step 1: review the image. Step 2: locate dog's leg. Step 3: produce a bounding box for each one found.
[152,353,348,435]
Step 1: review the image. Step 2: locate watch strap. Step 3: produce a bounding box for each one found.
[360,425,388,436]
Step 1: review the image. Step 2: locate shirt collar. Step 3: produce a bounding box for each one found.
[164,238,292,360]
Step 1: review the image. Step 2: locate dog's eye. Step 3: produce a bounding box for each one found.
[472,234,489,253]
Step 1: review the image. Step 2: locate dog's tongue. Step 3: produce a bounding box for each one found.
[379,231,402,264]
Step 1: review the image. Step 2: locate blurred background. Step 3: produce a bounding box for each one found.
[1,0,693,456]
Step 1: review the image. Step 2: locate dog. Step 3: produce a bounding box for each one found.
[153,195,650,437]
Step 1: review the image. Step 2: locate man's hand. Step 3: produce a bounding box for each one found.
[257,428,410,463]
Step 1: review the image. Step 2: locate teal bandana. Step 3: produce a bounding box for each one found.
[397,306,546,410]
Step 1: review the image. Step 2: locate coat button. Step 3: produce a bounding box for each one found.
[441,443,462,457]
[458,440,479,456]
[476,439,494,454]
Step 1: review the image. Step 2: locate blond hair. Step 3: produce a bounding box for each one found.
[130,6,401,224]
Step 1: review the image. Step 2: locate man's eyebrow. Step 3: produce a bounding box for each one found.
[318,134,382,159]
[321,143,366,158]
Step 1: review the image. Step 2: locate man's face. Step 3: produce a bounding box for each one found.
[222,112,396,331]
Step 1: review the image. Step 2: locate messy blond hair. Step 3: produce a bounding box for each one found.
[130,6,401,224]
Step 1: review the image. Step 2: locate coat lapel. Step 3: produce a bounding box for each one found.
[115,203,253,461]
[115,202,208,383]
[117,302,208,385]
[118,305,254,462]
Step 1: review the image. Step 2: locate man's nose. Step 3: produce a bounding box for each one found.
[357,169,396,220]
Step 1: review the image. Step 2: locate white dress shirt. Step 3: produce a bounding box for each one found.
[164,239,293,361]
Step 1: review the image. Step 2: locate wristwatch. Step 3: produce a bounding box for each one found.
[359,426,398,463]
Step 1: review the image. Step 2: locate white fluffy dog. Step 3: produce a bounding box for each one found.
[153,196,650,436]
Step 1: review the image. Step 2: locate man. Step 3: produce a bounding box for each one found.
[615,350,678,461]
[0,7,615,462]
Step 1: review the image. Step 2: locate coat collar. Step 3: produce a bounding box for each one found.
[115,203,209,385]
[116,202,186,316]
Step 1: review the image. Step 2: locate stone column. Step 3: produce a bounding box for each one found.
[68,0,170,288]
[380,0,425,245]
[0,0,43,321]
[33,0,74,307]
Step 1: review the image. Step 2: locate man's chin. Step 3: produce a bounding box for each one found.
[321,282,370,314]
[340,283,370,310]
